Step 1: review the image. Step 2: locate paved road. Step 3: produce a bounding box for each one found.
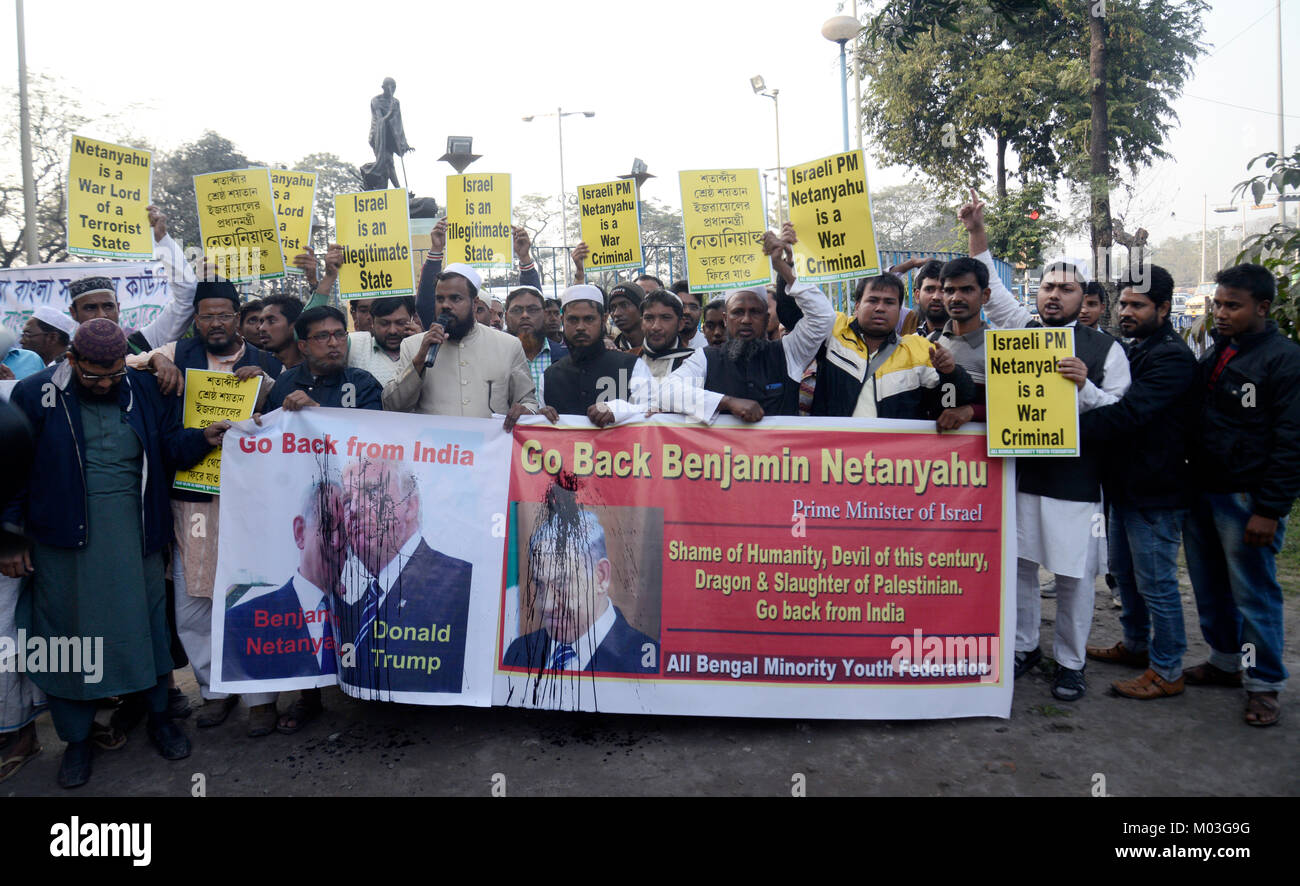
[6,574,1296,797]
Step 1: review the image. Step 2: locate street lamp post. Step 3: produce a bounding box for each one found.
[523,108,595,276]
[751,76,783,225]
[822,15,862,152]
[851,0,862,150]
[1213,201,1250,255]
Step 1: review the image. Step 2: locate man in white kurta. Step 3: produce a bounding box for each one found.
[964,195,1130,700]
[383,264,539,419]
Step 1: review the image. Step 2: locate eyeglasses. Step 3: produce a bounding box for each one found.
[195,312,237,324]
[20,328,52,339]
[306,330,348,344]
[77,368,128,382]
[507,305,542,316]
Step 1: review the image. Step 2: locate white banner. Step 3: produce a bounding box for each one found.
[0,260,171,338]
[211,408,512,706]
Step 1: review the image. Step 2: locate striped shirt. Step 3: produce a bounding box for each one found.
[527,337,557,406]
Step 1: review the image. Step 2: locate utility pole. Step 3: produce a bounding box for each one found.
[1200,194,1206,282]
[17,0,39,265]
[1277,0,1286,226]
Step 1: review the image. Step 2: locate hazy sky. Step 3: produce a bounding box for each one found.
[2,0,1295,253]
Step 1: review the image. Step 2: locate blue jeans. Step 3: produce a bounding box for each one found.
[1108,504,1188,682]
[1183,492,1289,692]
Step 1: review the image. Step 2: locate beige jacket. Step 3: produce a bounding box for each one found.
[383,322,538,416]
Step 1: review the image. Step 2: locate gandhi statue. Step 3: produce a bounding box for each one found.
[363,78,412,190]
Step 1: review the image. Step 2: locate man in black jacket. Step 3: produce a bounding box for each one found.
[1081,265,1197,699]
[265,307,383,412]
[963,192,1131,702]
[543,285,649,425]
[1182,263,1300,727]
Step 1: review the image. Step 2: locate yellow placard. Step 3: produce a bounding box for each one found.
[270,169,317,274]
[334,188,414,299]
[679,169,768,293]
[786,149,882,284]
[66,135,153,259]
[173,369,263,495]
[193,168,285,282]
[446,173,512,268]
[984,328,1079,456]
[577,179,642,273]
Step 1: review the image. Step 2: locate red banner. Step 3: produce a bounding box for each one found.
[495,417,1015,719]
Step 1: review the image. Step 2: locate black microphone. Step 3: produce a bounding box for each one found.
[425,312,456,368]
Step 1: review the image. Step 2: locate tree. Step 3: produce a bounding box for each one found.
[983,180,1063,267]
[859,5,1074,199]
[639,198,684,245]
[868,184,962,252]
[514,192,566,247]
[1147,231,1206,288]
[1234,146,1300,343]
[289,152,361,250]
[860,0,1208,270]
[152,132,260,251]
[1060,1,1208,281]
[0,74,95,266]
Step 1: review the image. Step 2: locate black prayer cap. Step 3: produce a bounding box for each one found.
[193,279,241,311]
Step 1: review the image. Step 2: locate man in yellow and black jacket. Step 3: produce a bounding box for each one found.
[780,273,976,420]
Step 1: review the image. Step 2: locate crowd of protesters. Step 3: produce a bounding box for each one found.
[0,191,1295,790]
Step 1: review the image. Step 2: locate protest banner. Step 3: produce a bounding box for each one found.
[173,370,263,495]
[66,135,153,260]
[984,328,1079,456]
[445,173,512,268]
[270,169,317,274]
[193,168,285,281]
[334,188,415,299]
[0,260,170,339]
[679,169,769,293]
[211,409,511,704]
[496,415,1015,719]
[577,179,643,273]
[786,149,882,284]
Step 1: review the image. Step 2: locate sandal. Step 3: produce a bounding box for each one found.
[276,695,324,735]
[1244,691,1281,728]
[0,742,42,783]
[90,721,127,751]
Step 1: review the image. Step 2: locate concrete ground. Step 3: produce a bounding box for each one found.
[5,562,1296,797]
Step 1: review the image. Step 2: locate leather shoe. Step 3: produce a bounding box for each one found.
[1086,641,1149,669]
[195,695,239,728]
[57,740,93,789]
[1112,668,1184,699]
[1183,661,1242,688]
[147,719,191,761]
